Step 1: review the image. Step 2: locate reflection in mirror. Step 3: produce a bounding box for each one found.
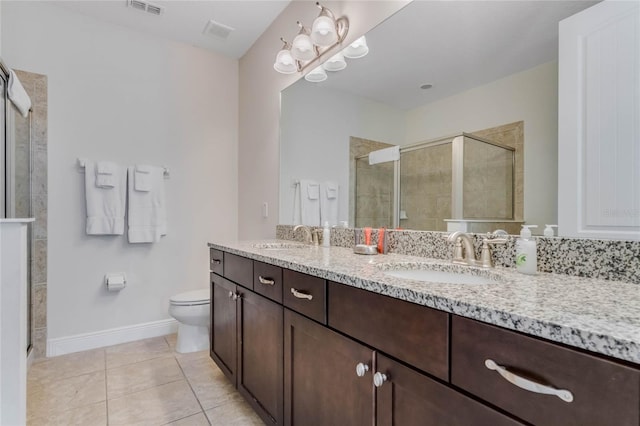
[279,1,597,235]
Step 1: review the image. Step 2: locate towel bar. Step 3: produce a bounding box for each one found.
[77,158,170,178]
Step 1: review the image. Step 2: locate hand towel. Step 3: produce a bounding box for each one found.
[299,179,320,226]
[320,181,339,226]
[127,165,167,243]
[134,164,153,192]
[84,160,126,235]
[369,146,400,165]
[8,69,32,118]
[95,161,117,188]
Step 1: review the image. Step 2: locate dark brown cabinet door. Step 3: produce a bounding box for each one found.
[376,353,522,426]
[284,309,373,426]
[210,274,237,385]
[237,289,283,426]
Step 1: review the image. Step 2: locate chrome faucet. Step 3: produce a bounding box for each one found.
[446,231,477,266]
[293,225,319,245]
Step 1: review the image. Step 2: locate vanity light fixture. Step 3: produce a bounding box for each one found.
[304,65,328,82]
[273,2,350,76]
[323,51,347,72]
[343,36,369,59]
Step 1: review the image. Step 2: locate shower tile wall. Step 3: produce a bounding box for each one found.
[469,121,524,220]
[349,137,394,228]
[400,143,452,231]
[15,69,48,359]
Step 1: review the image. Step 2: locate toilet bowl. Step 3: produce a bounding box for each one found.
[168,289,210,353]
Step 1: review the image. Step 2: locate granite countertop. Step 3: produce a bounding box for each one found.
[209,240,640,365]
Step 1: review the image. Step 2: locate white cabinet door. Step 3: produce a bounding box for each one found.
[558,1,640,240]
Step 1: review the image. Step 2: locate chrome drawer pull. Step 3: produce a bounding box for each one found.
[211,259,221,265]
[290,288,313,300]
[258,276,275,286]
[484,359,574,403]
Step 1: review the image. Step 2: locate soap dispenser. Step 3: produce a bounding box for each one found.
[322,221,330,248]
[543,224,558,237]
[516,225,537,275]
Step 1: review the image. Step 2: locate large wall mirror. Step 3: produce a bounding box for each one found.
[279,0,598,236]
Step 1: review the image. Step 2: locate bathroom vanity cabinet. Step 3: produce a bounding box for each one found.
[210,251,284,425]
[209,247,640,426]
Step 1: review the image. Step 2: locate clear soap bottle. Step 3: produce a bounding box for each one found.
[515,225,537,275]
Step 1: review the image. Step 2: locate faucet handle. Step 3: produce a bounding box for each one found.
[480,237,508,268]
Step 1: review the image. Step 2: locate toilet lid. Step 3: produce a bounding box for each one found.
[170,289,210,305]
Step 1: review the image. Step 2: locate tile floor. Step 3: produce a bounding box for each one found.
[27,334,265,425]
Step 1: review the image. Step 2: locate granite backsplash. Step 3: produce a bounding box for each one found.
[276,225,640,284]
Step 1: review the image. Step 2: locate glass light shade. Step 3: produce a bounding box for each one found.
[305,65,327,82]
[273,49,297,74]
[291,33,315,61]
[322,52,347,72]
[343,36,369,59]
[311,15,338,47]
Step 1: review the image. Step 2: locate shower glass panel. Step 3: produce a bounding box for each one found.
[6,81,33,352]
[462,136,514,219]
[399,141,453,231]
[354,156,394,228]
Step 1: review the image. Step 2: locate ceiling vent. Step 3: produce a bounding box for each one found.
[203,20,235,40]
[127,0,164,16]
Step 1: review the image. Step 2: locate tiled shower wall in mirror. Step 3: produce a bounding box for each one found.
[15,69,48,359]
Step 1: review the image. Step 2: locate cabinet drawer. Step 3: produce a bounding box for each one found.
[209,248,224,276]
[451,315,640,426]
[224,253,253,289]
[283,270,326,324]
[376,353,522,426]
[253,261,283,304]
[328,282,449,381]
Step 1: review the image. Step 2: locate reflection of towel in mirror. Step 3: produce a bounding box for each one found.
[369,146,399,165]
[85,160,126,235]
[127,166,167,243]
[293,179,321,226]
[320,181,339,226]
[8,69,31,118]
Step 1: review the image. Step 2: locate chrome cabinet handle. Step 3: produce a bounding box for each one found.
[484,359,573,403]
[211,259,221,265]
[290,288,313,300]
[355,362,369,377]
[231,292,241,301]
[228,291,234,299]
[258,276,275,286]
[373,372,388,387]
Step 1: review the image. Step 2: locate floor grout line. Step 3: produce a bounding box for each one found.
[175,354,212,425]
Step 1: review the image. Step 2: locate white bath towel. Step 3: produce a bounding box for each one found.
[369,146,400,165]
[127,166,167,243]
[320,181,339,226]
[84,160,126,235]
[293,179,320,226]
[95,161,117,188]
[8,69,31,118]
[134,164,153,192]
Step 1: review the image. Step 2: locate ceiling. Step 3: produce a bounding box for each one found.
[51,0,291,59]
[311,1,598,110]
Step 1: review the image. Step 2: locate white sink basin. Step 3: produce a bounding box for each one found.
[379,263,501,285]
[252,242,307,250]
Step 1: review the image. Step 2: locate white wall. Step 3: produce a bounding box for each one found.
[405,61,559,229]
[239,1,410,239]
[279,82,405,225]
[2,3,238,341]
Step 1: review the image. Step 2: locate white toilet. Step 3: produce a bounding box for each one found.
[168,289,210,353]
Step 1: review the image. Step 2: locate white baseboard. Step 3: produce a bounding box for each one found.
[46,318,179,357]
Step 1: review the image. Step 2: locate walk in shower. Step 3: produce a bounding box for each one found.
[354,133,516,232]
[0,62,48,358]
